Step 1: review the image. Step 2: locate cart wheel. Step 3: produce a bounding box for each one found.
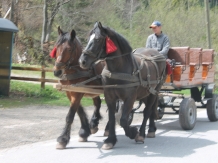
[115,100,134,126]
[206,94,218,122]
[179,98,197,130]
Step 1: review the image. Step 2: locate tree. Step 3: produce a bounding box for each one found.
[41,0,70,50]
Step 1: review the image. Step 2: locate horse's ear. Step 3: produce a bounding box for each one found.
[70,29,76,41]
[58,26,63,35]
[98,22,103,29]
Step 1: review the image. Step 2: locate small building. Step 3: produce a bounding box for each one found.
[0,18,19,96]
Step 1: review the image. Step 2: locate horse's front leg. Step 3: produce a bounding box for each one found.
[56,91,83,149]
[120,97,138,140]
[77,105,91,142]
[102,93,117,150]
[90,96,102,134]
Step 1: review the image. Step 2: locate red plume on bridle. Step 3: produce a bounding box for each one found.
[106,37,117,54]
[50,47,57,58]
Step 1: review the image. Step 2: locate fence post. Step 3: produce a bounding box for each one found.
[41,65,45,89]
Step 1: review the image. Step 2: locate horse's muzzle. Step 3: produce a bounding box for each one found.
[79,54,89,69]
[54,69,63,78]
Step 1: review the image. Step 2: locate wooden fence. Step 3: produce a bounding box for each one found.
[11,66,58,89]
[10,66,218,89]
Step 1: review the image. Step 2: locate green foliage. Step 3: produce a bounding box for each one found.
[12,0,218,63]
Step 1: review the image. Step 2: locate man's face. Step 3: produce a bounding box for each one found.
[151,26,161,35]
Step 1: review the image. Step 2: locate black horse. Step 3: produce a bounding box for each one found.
[79,22,167,150]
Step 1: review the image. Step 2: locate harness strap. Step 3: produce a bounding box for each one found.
[151,61,160,83]
[74,74,102,86]
[144,61,157,95]
[61,71,92,80]
[102,69,139,82]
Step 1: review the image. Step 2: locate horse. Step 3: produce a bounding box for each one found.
[52,27,106,149]
[79,22,167,150]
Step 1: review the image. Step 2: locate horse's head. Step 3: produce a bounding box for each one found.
[51,27,82,78]
[79,22,118,69]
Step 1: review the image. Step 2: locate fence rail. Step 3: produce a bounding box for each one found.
[10,66,218,89]
[11,66,58,88]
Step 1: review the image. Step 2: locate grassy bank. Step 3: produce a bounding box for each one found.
[0,81,95,108]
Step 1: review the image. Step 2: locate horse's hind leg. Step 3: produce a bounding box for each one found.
[147,82,164,138]
[56,91,83,149]
[90,96,102,134]
[135,95,157,143]
[147,96,158,138]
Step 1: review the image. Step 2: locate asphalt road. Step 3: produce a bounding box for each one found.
[0,106,218,163]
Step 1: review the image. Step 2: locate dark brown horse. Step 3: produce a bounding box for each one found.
[79,22,167,150]
[52,27,105,149]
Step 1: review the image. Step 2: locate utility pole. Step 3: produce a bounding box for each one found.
[204,0,211,49]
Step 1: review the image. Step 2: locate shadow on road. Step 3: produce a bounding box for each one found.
[95,117,218,159]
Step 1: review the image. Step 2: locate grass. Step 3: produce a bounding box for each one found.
[0,81,96,108]
[173,89,190,95]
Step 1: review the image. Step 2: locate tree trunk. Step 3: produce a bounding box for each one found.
[10,0,15,21]
[45,2,60,43]
[41,0,48,50]
[45,20,52,43]
[0,2,2,18]
[45,1,70,43]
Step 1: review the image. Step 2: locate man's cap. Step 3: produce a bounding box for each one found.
[149,21,161,28]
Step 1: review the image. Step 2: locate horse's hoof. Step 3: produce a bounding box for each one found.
[90,127,99,134]
[78,137,88,142]
[103,130,109,137]
[101,143,114,150]
[56,143,66,149]
[147,132,155,138]
[135,133,144,143]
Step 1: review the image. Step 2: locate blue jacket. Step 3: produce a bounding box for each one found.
[145,32,170,59]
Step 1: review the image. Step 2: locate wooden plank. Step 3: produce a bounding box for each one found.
[41,65,45,88]
[54,84,104,95]
[12,66,53,72]
[11,76,58,83]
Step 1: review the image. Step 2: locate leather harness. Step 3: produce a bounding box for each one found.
[73,53,166,95]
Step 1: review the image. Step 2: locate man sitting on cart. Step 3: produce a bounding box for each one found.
[145,20,170,59]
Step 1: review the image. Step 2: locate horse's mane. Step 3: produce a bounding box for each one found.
[89,26,132,54]
[105,27,132,54]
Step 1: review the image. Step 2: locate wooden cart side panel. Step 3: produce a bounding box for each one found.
[168,47,190,65]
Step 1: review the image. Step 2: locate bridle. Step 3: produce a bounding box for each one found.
[55,40,77,70]
[82,33,107,63]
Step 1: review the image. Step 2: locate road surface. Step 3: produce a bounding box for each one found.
[0,109,218,163]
